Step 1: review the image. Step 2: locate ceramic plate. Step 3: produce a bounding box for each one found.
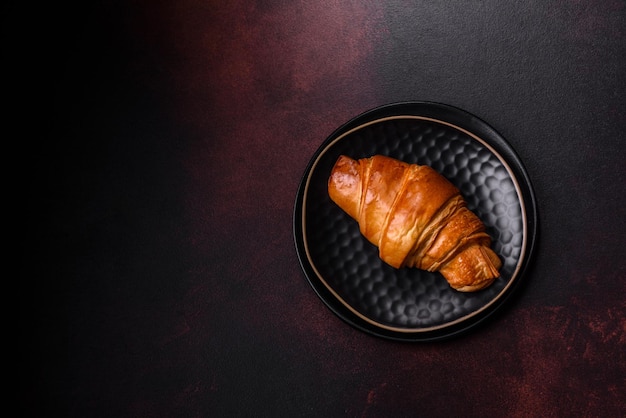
[294,102,537,341]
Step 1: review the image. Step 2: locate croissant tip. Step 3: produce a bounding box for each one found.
[452,277,497,292]
[438,245,501,292]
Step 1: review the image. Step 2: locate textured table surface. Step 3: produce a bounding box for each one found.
[17,0,625,416]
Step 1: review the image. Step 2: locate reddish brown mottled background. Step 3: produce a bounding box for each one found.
[18,0,625,416]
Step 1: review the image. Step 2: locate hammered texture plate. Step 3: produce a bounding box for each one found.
[294,102,537,341]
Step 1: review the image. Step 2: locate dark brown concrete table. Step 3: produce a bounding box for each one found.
[17,0,625,416]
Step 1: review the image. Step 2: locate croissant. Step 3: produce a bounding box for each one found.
[327,154,501,292]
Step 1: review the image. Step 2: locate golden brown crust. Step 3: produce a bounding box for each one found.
[327,155,362,220]
[328,154,501,292]
[380,164,459,268]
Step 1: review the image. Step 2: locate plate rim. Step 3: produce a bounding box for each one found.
[294,101,538,341]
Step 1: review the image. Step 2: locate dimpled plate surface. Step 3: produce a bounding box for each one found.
[294,102,537,341]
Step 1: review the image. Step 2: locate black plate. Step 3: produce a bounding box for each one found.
[293,102,537,342]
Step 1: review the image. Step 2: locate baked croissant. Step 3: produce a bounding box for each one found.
[328,154,501,292]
